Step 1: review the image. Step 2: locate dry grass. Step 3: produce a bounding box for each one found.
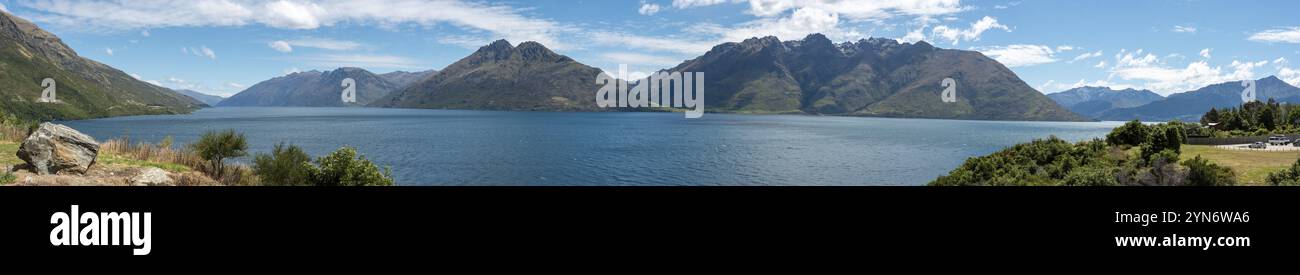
[0,123,29,143]
[1182,145,1300,185]
[101,138,259,186]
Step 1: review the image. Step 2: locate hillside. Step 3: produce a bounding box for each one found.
[174,89,223,106]
[218,67,402,107]
[0,10,204,120]
[1097,76,1300,121]
[371,40,605,111]
[665,34,1085,120]
[1047,86,1164,119]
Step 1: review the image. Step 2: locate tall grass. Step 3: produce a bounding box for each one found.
[0,123,31,143]
[101,137,259,186]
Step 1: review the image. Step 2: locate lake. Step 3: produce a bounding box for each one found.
[63,107,1122,186]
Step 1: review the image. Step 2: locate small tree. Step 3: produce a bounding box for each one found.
[1107,120,1150,147]
[1201,108,1220,125]
[311,146,393,186]
[1266,159,1300,186]
[191,129,248,179]
[253,143,314,186]
[1183,155,1236,186]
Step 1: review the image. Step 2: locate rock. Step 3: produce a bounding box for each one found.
[17,122,100,175]
[130,167,173,186]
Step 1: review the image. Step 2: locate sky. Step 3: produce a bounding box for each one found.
[1,0,1298,97]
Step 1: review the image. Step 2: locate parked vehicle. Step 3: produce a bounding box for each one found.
[1249,142,1268,149]
[1269,135,1291,146]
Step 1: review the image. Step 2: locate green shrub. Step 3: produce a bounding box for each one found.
[0,171,16,185]
[253,143,315,186]
[1062,165,1119,186]
[311,146,393,186]
[1107,120,1150,146]
[190,129,248,179]
[1183,155,1237,186]
[1266,159,1300,186]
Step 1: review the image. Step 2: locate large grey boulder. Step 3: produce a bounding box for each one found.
[131,167,174,186]
[17,123,99,175]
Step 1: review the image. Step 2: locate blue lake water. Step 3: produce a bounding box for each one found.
[62,107,1122,186]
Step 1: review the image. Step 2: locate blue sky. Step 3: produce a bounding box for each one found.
[1,0,1298,97]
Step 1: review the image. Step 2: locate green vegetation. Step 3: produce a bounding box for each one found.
[1266,159,1300,186]
[190,129,249,179]
[253,143,314,186]
[0,141,23,167]
[1200,100,1300,137]
[98,153,191,172]
[254,143,393,186]
[1180,145,1300,185]
[1,11,202,121]
[0,170,15,185]
[932,120,1236,186]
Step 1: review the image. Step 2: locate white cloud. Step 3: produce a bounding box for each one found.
[719,7,843,42]
[293,54,424,69]
[268,40,293,53]
[146,80,163,86]
[141,30,150,37]
[284,67,302,75]
[263,0,326,29]
[1249,27,1300,43]
[673,0,733,9]
[601,52,683,66]
[1036,80,1054,92]
[186,46,217,59]
[0,3,7,12]
[1055,45,1074,52]
[1107,49,1271,95]
[978,44,1057,67]
[590,32,719,55]
[18,0,570,49]
[1279,66,1300,87]
[226,82,246,89]
[105,48,114,56]
[1069,50,1102,63]
[899,28,927,43]
[1172,25,1196,33]
[741,0,967,19]
[281,38,363,51]
[1199,48,1211,59]
[639,2,662,15]
[930,16,1009,45]
[129,73,142,80]
[1094,61,1106,68]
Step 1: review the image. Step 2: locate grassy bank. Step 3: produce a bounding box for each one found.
[1181,145,1300,185]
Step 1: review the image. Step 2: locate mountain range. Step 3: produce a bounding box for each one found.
[370,35,1086,121]
[1046,87,1164,119]
[0,10,204,120]
[371,40,606,111]
[660,34,1083,120]
[218,68,435,107]
[1093,76,1300,121]
[174,89,224,106]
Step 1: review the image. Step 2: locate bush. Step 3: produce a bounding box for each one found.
[253,143,315,186]
[1183,155,1237,186]
[190,129,248,179]
[250,144,394,186]
[1062,165,1119,186]
[1266,159,1300,186]
[1107,120,1150,147]
[0,171,16,185]
[311,146,394,186]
